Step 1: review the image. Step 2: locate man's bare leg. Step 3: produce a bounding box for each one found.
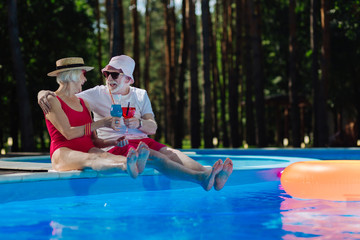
[147,150,223,191]
[159,147,207,171]
[214,158,233,191]
[136,142,150,174]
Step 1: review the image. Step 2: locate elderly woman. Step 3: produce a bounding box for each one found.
[43,57,149,178]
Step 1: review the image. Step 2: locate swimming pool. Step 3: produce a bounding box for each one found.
[0,149,360,239]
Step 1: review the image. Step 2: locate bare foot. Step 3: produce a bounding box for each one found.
[136,142,150,174]
[214,158,233,191]
[202,159,223,191]
[126,147,139,179]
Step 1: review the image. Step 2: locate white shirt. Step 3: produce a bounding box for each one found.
[77,85,154,150]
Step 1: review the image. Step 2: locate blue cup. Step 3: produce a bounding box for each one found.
[110,104,123,118]
[111,104,122,131]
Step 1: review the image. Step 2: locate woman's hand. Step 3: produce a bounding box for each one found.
[38,90,56,114]
[101,116,121,130]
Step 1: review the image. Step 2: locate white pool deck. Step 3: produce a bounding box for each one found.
[0,159,164,184]
[0,152,321,184]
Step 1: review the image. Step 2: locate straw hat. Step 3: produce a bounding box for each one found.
[47,57,94,77]
[102,55,135,83]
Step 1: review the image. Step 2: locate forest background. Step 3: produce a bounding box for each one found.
[0,0,359,153]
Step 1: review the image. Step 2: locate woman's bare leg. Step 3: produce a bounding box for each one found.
[52,147,127,172]
[52,147,142,179]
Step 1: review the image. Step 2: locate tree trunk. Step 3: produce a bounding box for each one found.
[234,0,244,147]
[317,0,330,146]
[289,0,301,147]
[118,0,124,54]
[144,0,151,92]
[247,0,266,147]
[310,0,318,146]
[311,0,320,147]
[110,0,124,56]
[188,0,201,148]
[220,0,230,147]
[175,0,188,148]
[10,88,19,151]
[211,0,221,146]
[243,0,256,146]
[105,0,112,42]
[95,0,103,84]
[7,0,35,151]
[170,0,177,146]
[228,0,241,147]
[163,0,177,146]
[131,0,140,87]
[201,0,214,148]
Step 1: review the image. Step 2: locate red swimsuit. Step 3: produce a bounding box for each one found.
[45,96,95,158]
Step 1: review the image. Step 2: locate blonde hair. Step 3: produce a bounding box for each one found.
[56,69,83,84]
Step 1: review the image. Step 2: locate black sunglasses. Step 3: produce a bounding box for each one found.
[103,71,123,79]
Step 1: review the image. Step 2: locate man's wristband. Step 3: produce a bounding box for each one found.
[137,119,142,129]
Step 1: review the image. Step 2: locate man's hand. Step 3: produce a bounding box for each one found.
[38,90,56,114]
[124,117,141,129]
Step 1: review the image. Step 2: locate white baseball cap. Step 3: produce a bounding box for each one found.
[102,55,135,82]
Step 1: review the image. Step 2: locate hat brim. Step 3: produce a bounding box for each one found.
[47,66,94,77]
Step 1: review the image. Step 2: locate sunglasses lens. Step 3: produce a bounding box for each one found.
[111,72,119,79]
[103,71,120,79]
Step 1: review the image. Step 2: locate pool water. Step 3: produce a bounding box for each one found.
[1,180,360,239]
[1,149,360,239]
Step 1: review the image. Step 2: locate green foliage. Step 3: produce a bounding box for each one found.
[1,0,360,150]
[0,0,97,151]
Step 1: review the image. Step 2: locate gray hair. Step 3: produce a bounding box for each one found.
[56,69,83,84]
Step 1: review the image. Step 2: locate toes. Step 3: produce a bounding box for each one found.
[224,159,233,171]
[215,159,223,168]
[214,159,224,173]
[224,158,233,166]
[127,148,137,159]
[137,141,147,150]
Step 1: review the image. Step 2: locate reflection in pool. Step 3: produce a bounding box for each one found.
[280,192,360,239]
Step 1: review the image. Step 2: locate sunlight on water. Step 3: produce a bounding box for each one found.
[0,178,360,239]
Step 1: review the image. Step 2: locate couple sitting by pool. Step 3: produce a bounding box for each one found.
[39,55,233,191]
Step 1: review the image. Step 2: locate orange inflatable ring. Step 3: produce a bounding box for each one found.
[281,160,360,201]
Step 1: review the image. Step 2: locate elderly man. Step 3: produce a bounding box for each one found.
[39,55,233,191]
